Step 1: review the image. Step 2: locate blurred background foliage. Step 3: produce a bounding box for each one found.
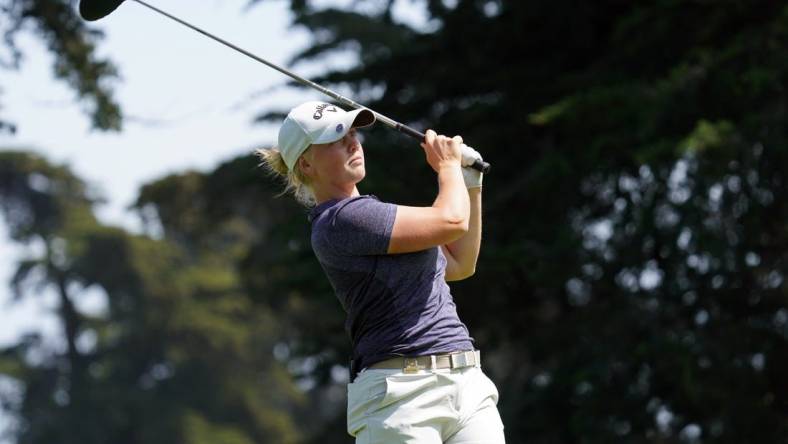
[1,0,787,442]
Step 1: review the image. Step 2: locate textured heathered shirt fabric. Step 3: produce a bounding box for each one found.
[308,195,474,379]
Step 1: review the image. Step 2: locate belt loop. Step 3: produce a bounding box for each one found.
[430,355,437,370]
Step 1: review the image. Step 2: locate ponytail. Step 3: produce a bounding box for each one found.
[255,147,316,207]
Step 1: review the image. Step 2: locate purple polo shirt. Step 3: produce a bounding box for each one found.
[308,195,474,379]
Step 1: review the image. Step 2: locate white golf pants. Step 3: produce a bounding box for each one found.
[347,365,505,443]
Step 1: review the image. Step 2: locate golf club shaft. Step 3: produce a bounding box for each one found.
[131,0,490,174]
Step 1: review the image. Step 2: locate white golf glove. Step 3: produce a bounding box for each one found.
[460,144,483,189]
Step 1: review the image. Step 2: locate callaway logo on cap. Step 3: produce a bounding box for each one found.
[313,103,337,119]
[278,101,376,171]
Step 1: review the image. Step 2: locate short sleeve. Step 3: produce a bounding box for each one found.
[325,196,397,256]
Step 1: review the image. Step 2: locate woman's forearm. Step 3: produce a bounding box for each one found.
[443,187,481,277]
[433,164,471,231]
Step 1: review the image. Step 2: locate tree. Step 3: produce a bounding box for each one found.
[133,155,338,442]
[3,0,788,442]
[0,0,121,133]
[0,151,304,443]
[243,0,788,441]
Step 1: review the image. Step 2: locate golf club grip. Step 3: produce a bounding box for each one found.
[397,124,491,174]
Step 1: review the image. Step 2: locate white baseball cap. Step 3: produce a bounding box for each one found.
[278,101,376,171]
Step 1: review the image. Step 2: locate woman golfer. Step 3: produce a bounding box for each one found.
[258,101,504,443]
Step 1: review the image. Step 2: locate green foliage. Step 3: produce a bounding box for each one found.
[181,411,257,444]
[246,0,788,442]
[3,0,788,442]
[0,151,305,443]
[0,150,96,241]
[0,0,122,131]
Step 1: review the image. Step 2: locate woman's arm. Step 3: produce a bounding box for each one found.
[442,187,481,281]
[387,130,470,254]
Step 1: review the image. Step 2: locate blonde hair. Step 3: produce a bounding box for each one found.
[255,147,316,207]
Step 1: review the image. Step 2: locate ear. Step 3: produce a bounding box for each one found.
[297,155,315,178]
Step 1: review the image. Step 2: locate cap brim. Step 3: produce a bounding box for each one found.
[351,109,376,129]
[313,108,376,145]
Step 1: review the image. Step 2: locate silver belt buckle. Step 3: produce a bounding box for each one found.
[404,358,420,373]
[450,351,478,368]
[450,351,469,368]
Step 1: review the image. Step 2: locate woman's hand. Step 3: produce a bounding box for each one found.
[421,130,463,173]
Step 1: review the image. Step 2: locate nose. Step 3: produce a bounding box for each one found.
[345,131,360,150]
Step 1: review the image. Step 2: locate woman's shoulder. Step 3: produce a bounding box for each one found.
[310,195,397,257]
[310,195,389,224]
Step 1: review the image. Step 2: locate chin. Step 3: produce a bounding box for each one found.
[348,164,366,181]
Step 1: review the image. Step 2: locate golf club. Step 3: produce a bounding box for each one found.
[78,0,491,173]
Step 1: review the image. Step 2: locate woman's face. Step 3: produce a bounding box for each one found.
[300,128,366,188]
